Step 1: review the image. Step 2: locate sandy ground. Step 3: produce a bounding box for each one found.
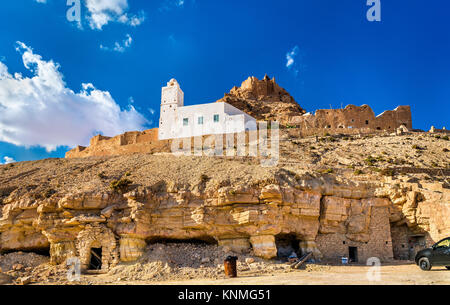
[1,250,449,285]
[152,264,450,285]
[71,263,449,285]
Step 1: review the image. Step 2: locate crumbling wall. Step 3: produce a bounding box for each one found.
[289,105,412,132]
[65,128,171,158]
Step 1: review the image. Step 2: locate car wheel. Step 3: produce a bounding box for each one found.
[418,257,432,271]
[446,266,450,270]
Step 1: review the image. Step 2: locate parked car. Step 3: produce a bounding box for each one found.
[415,237,450,271]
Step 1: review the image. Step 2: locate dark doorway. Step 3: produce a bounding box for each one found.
[408,235,426,260]
[89,248,102,270]
[349,247,358,263]
[275,234,300,260]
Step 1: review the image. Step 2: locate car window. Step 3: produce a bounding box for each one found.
[436,239,450,248]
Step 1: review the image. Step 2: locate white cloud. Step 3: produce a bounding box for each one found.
[0,42,148,152]
[286,46,302,76]
[2,156,16,164]
[100,34,133,53]
[286,46,298,68]
[159,0,188,11]
[85,0,146,30]
[35,0,47,3]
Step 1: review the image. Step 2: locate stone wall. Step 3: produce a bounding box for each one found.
[315,197,394,262]
[66,128,171,158]
[76,225,119,272]
[390,224,431,260]
[289,105,412,132]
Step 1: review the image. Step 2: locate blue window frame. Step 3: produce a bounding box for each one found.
[213,114,220,123]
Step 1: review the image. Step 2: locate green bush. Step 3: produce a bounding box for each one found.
[412,144,425,150]
[322,168,334,174]
[43,189,56,199]
[380,168,395,177]
[354,169,363,175]
[365,156,377,166]
[200,174,210,183]
[110,178,132,193]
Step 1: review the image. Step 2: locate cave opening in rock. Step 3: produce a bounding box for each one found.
[349,246,358,263]
[146,237,218,246]
[1,247,50,257]
[89,248,102,270]
[275,234,300,260]
[390,223,428,260]
[408,235,426,260]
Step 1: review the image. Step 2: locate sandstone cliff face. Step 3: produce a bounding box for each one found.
[0,158,448,268]
[216,75,306,123]
[2,131,449,269]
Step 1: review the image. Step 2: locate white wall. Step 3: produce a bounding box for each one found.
[158,79,257,140]
[163,102,256,139]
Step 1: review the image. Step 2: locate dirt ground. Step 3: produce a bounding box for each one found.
[155,264,450,285]
[1,131,449,198]
[61,262,450,285]
[1,250,449,285]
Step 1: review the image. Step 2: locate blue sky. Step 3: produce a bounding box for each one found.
[0,0,449,163]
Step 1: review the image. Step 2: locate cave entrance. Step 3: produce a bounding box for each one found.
[0,247,50,257]
[89,248,102,270]
[147,237,218,246]
[408,235,426,260]
[349,247,358,263]
[275,234,300,260]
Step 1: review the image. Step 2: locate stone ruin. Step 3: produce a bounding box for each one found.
[289,104,412,132]
[66,128,171,159]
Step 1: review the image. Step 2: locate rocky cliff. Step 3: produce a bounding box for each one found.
[216,75,306,123]
[1,131,449,270]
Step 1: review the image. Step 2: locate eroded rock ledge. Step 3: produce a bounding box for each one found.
[1,175,448,271]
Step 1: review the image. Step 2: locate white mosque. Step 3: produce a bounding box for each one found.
[158,79,257,140]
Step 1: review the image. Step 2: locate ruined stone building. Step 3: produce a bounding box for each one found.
[289,104,412,132]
